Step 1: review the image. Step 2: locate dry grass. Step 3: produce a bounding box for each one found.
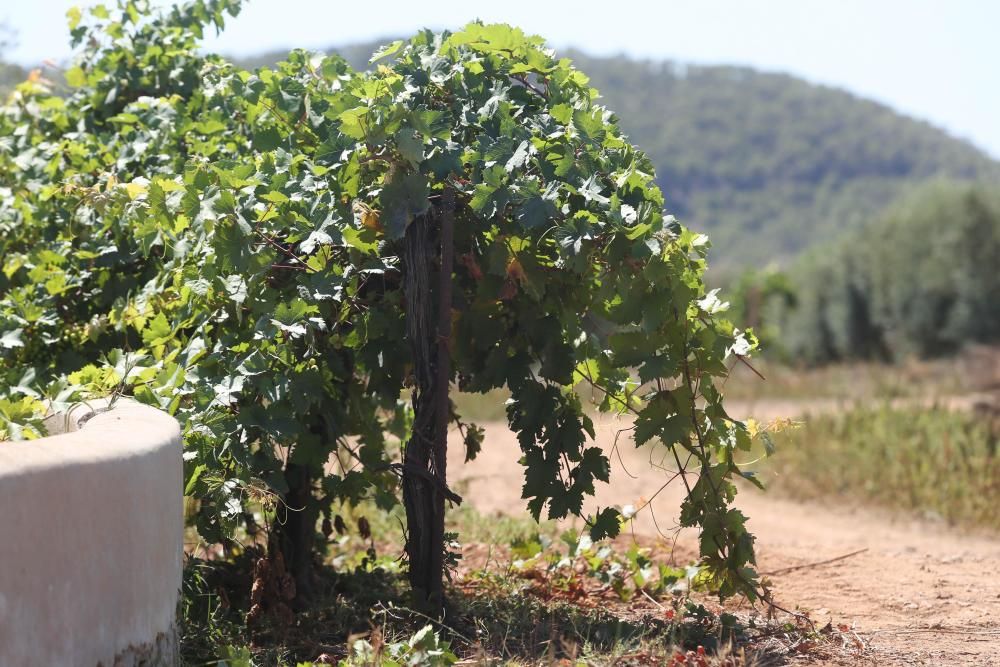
[762,404,1000,530]
[722,344,1000,402]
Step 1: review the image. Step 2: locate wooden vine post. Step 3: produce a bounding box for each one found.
[402,186,459,614]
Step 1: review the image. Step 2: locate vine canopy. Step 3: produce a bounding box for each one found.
[0,0,762,598]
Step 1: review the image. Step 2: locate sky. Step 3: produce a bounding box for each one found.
[3,0,999,159]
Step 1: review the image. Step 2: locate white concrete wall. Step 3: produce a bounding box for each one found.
[0,399,182,666]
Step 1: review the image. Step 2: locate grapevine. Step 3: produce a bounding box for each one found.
[0,0,762,609]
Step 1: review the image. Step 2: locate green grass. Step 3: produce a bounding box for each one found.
[765,405,1000,529]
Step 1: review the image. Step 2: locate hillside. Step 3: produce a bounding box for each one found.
[240,41,1000,270]
[0,62,27,97]
[567,52,1000,270]
[5,36,995,270]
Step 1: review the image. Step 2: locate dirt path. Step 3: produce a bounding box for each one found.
[447,401,1000,666]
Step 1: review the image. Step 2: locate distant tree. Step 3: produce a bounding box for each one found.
[0,24,28,98]
[726,268,796,357]
[778,182,1000,362]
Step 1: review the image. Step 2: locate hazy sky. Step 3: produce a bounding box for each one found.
[4,1,999,158]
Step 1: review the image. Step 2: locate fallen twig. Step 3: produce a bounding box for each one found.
[638,587,666,610]
[761,548,868,576]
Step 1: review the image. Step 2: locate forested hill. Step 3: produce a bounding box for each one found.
[565,52,1000,270]
[245,41,1000,269]
[8,36,996,270]
[0,61,27,96]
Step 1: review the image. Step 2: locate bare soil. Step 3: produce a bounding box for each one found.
[448,401,1000,666]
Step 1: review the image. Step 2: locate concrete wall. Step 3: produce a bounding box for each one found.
[0,399,183,666]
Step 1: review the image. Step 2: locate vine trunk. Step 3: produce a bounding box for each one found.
[401,190,456,615]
